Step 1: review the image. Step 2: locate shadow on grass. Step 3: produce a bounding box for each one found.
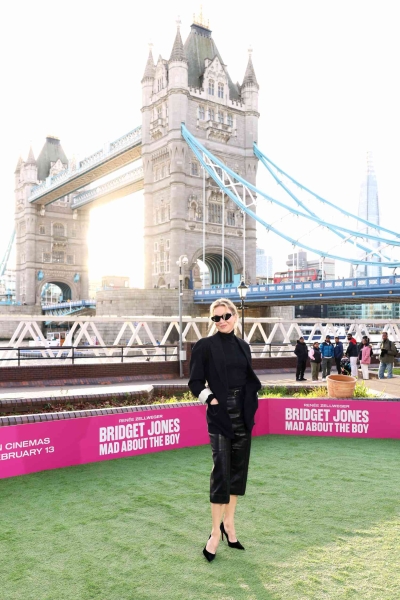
[1,435,400,599]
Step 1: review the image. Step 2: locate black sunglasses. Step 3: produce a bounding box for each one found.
[211,313,233,323]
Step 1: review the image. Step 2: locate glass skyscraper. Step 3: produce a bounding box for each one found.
[355,152,382,277]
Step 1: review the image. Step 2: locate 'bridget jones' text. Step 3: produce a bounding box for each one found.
[98,418,181,455]
[284,408,370,434]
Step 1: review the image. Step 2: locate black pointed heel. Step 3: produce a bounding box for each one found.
[220,522,245,550]
[203,535,216,562]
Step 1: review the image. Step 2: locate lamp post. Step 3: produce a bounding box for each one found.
[237,279,249,340]
[176,254,188,378]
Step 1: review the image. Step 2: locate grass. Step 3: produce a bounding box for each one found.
[259,381,377,399]
[393,368,400,375]
[1,436,400,599]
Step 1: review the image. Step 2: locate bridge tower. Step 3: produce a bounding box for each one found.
[14,137,89,305]
[141,17,259,289]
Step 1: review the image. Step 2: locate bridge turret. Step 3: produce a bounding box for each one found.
[168,20,188,87]
[241,48,260,184]
[167,20,188,133]
[241,47,259,112]
[22,146,38,185]
[141,45,155,107]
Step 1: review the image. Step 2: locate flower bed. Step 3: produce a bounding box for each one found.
[0,382,383,419]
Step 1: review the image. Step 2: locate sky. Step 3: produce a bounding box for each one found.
[1,0,399,285]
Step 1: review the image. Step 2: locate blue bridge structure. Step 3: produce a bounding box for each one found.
[194,275,400,306]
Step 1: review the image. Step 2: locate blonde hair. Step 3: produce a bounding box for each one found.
[209,298,239,334]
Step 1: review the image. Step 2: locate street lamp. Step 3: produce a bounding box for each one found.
[237,279,248,340]
[176,254,188,377]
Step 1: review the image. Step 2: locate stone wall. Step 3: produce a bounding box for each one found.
[95,288,205,344]
[0,305,42,340]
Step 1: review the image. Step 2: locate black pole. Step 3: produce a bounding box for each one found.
[241,298,245,339]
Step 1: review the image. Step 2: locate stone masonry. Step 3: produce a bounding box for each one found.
[14,138,89,305]
[141,19,259,291]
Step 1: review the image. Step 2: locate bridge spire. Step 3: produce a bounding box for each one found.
[242,46,259,88]
[26,146,36,165]
[141,44,155,81]
[169,17,186,62]
[14,156,23,173]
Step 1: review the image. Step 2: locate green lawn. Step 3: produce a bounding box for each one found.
[1,435,400,600]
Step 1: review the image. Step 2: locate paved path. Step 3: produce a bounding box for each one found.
[0,370,398,401]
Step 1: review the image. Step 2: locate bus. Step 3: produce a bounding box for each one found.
[273,268,324,283]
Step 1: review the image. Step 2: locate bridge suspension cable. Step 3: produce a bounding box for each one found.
[181,125,400,268]
[0,230,15,277]
[254,145,400,240]
[254,145,395,263]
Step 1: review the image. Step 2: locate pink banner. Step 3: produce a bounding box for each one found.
[268,399,400,439]
[0,402,270,480]
[1,398,399,480]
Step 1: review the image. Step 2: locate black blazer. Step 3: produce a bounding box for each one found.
[188,333,262,439]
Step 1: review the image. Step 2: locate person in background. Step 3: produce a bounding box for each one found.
[359,335,373,380]
[308,341,322,381]
[345,333,359,378]
[334,336,344,373]
[379,331,398,379]
[319,335,335,380]
[294,336,308,381]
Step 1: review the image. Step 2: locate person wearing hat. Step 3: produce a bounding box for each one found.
[319,335,335,380]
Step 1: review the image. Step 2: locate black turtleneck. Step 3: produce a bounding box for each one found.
[217,331,248,389]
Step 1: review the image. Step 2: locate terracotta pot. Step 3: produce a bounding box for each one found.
[326,374,357,398]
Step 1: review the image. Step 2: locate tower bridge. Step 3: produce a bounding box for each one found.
[4,15,400,318]
[11,17,260,309]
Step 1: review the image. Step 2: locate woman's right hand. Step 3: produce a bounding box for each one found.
[210,399,219,405]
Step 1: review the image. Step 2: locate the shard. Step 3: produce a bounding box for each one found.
[355,152,382,277]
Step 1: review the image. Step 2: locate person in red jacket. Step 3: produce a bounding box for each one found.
[345,334,359,377]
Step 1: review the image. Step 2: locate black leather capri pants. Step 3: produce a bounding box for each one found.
[208,389,252,504]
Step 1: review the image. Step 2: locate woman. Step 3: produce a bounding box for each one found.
[188,298,261,562]
[359,335,373,380]
[308,341,322,381]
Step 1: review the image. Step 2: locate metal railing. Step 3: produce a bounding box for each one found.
[0,344,178,367]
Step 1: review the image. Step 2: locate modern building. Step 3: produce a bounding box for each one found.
[327,303,400,321]
[355,152,382,277]
[307,258,335,280]
[286,251,335,280]
[286,251,307,271]
[256,248,273,280]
